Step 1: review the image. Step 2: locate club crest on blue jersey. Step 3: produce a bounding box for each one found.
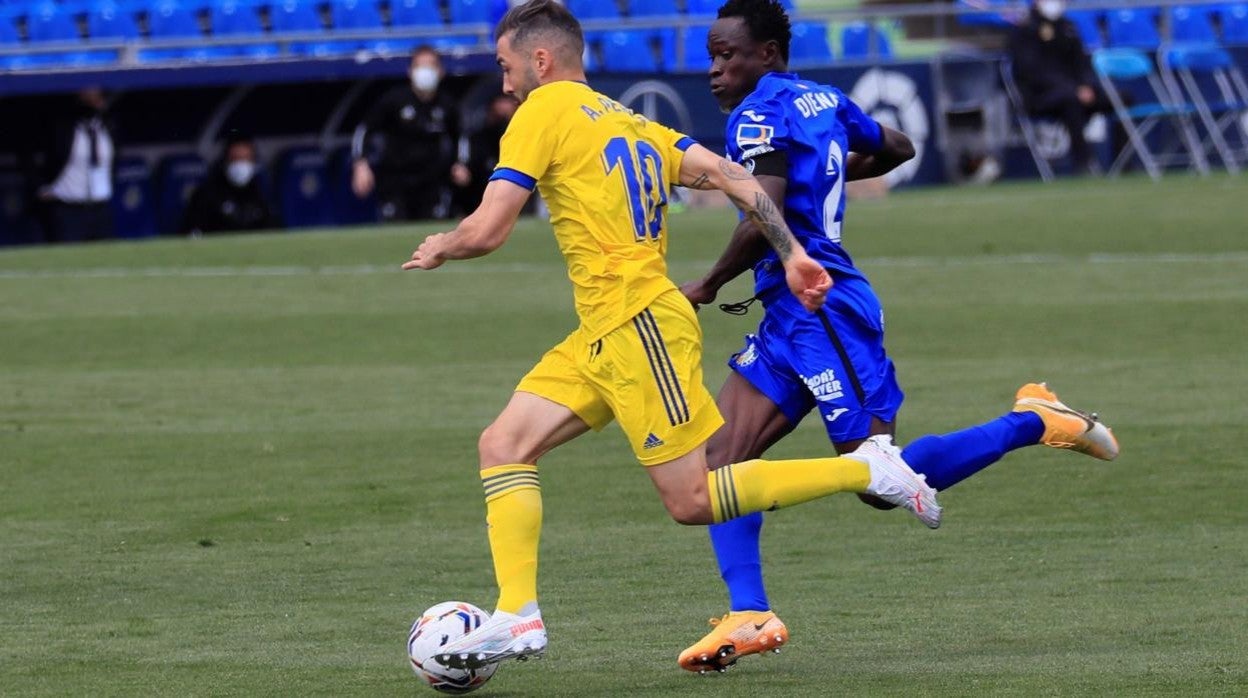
[734,340,760,367]
[736,123,774,149]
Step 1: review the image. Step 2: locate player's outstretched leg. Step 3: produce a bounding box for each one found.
[704,434,941,529]
[678,610,789,674]
[1012,382,1119,460]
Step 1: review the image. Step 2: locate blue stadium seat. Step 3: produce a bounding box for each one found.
[1222,4,1248,44]
[447,0,490,24]
[1169,5,1217,43]
[1106,8,1160,49]
[290,39,357,57]
[155,153,206,234]
[389,0,442,28]
[685,0,719,16]
[270,0,329,56]
[269,0,323,33]
[86,0,139,41]
[332,0,382,31]
[112,156,158,239]
[663,22,713,73]
[629,0,680,18]
[1160,43,1248,173]
[789,21,831,68]
[1092,47,1210,179]
[211,0,264,36]
[566,0,620,21]
[840,22,892,61]
[276,147,331,228]
[690,0,792,12]
[1065,9,1104,50]
[27,1,80,43]
[146,0,202,38]
[600,29,658,72]
[0,12,22,44]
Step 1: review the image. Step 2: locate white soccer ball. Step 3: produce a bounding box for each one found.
[407,601,498,694]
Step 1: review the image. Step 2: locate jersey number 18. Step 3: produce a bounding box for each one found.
[603,137,667,241]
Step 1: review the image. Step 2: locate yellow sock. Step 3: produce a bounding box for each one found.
[707,456,870,523]
[481,464,542,614]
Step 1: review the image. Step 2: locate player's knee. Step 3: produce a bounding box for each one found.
[477,423,527,467]
[664,494,713,526]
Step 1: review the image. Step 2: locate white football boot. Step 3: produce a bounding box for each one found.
[433,608,547,670]
[848,435,942,529]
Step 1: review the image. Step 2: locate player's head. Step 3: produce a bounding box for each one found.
[409,45,444,95]
[493,0,585,103]
[221,131,259,187]
[708,0,791,112]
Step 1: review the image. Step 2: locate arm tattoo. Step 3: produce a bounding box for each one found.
[743,191,794,261]
[717,158,753,181]
[684,172,711,190]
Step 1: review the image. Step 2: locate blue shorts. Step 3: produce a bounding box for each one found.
[727,276,904,443]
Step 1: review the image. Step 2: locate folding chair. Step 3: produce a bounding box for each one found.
[999,58,1056,181]
[1159,43,1248,174]
[1092,47,1209,180]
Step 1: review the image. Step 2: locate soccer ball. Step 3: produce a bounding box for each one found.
[407,601,497,694]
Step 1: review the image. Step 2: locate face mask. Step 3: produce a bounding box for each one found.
[226,161,256,187]
[411,66,440,92]
[1037,0,1065,21]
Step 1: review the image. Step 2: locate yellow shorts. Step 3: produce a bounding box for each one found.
[516,289,724,465]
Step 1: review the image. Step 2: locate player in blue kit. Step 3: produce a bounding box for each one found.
[676,0,1120,673]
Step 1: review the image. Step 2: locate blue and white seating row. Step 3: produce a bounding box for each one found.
[591,21,890,73]
[1092,46,1212,179]
[1158,42,1248,173]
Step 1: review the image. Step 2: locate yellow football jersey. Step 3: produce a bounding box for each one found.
[490,80,696,341]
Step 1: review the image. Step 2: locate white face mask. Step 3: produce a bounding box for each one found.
[226,161,256,187]
[411,66,440,92]
[1037,0,1065,21]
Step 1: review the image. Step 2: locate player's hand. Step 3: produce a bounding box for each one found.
[450,162,471,187]
[352,161,375,198]
[402,233,449,270]
[785,254,832,312]
[679,279,717,311]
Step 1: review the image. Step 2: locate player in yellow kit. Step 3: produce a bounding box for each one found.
[401,0,941,671]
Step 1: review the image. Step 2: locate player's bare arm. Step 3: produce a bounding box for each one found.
[678,144,829,311]
[845,124,915,182]
[402,179,531,270]
[681,173,786,309]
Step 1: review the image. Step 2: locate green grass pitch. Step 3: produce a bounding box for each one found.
[2,174,1247,696]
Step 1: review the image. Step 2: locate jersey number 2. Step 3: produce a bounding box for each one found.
[603,137,667,240]
[822,141,845,243]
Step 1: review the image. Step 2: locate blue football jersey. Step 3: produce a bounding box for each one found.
[724,72,882,296]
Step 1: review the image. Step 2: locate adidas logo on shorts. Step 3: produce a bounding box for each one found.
[643,433,665,449]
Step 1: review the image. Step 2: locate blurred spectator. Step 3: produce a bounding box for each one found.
[351,46,466,221]
[453,93,519,214]
[1007,0,1114,174]
[180,132,280,235]
[37,88,116,242]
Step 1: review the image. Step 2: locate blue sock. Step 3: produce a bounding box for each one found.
[707,412,1043,613]
[901,411,1045,491]
[708,512,769,613]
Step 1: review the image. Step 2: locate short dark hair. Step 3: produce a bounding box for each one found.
[718,0,792,63]
[493,0,584,57]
